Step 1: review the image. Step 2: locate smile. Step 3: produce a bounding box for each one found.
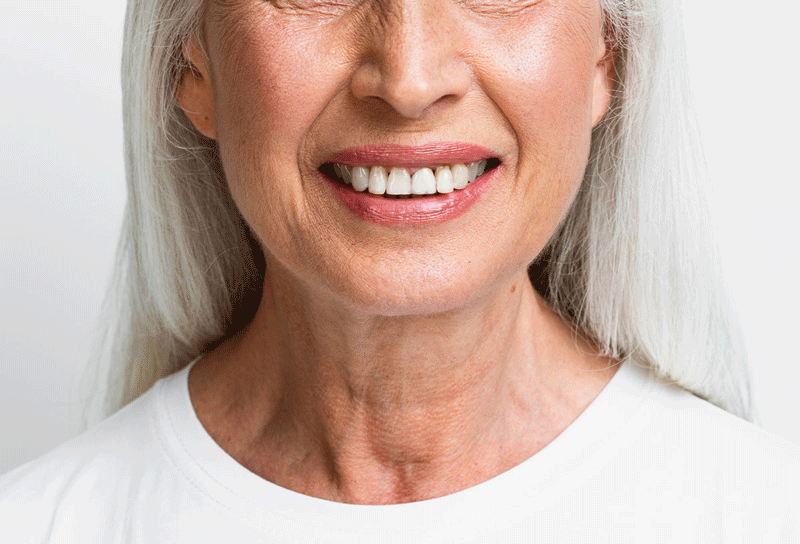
[324,160,495,198]
[318,143,502,225]
[321,158,500,199]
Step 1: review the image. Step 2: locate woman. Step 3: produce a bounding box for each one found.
[2,0,798,541]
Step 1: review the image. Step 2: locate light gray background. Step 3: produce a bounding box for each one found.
[1,1,798,474]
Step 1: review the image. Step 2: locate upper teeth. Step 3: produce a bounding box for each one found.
[333,160,488,196]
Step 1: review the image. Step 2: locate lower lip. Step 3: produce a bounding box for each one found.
[320,165,501,226]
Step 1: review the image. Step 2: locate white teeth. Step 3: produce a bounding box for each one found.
[352,166,369,192]
[452,163,469,190]
[368,166,388,194]
[335,160,489,195]
[411,168,436,195]
[435,166,454,193]
[386,167,412,195]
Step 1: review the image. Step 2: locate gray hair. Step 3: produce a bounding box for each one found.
[83,0,753,425]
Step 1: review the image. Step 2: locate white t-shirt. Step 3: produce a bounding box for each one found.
[2,359,799,543]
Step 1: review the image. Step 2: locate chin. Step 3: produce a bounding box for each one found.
[318,256,518,318]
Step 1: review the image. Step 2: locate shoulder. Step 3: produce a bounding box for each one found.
[633,371,800,506]
[645,375,800,464]
[0,380,176,542]
[580,366,800,540]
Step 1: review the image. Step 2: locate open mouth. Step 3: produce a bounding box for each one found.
[320,158,501,199]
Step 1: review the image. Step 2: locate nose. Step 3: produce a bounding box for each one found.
[350,1,472,119]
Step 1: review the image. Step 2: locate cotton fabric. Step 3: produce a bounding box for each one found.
[2,359,798,543]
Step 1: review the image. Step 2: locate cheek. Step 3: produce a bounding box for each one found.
[475,9,600,230]
[207,16,346,250]
[212,21,326,166]
[498,16,598,165]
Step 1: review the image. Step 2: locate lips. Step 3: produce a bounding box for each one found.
[325,142,497,168]
[318,142,502,225]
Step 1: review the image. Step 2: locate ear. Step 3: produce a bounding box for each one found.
[591,31,616,127]
[176,37,217,139]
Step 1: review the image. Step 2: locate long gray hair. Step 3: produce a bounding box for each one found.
[83,0,753,425]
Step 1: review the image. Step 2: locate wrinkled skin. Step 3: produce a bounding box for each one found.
[179,0,618,505]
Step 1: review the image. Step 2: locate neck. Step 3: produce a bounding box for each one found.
[191,259,617,504]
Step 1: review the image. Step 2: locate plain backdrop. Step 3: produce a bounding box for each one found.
[1,1,799,474]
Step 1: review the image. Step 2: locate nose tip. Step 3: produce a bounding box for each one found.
[349,4,471,119]
[351,62,468,119]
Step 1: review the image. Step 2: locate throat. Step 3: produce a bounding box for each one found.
[190,268,619,504]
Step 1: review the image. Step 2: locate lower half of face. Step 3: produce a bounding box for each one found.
[206,0,606,316]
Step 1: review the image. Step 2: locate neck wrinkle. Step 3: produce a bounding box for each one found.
[196,259,611,505]
[241,263,547,502]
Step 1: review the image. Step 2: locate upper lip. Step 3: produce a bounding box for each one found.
[323,142,497,168]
